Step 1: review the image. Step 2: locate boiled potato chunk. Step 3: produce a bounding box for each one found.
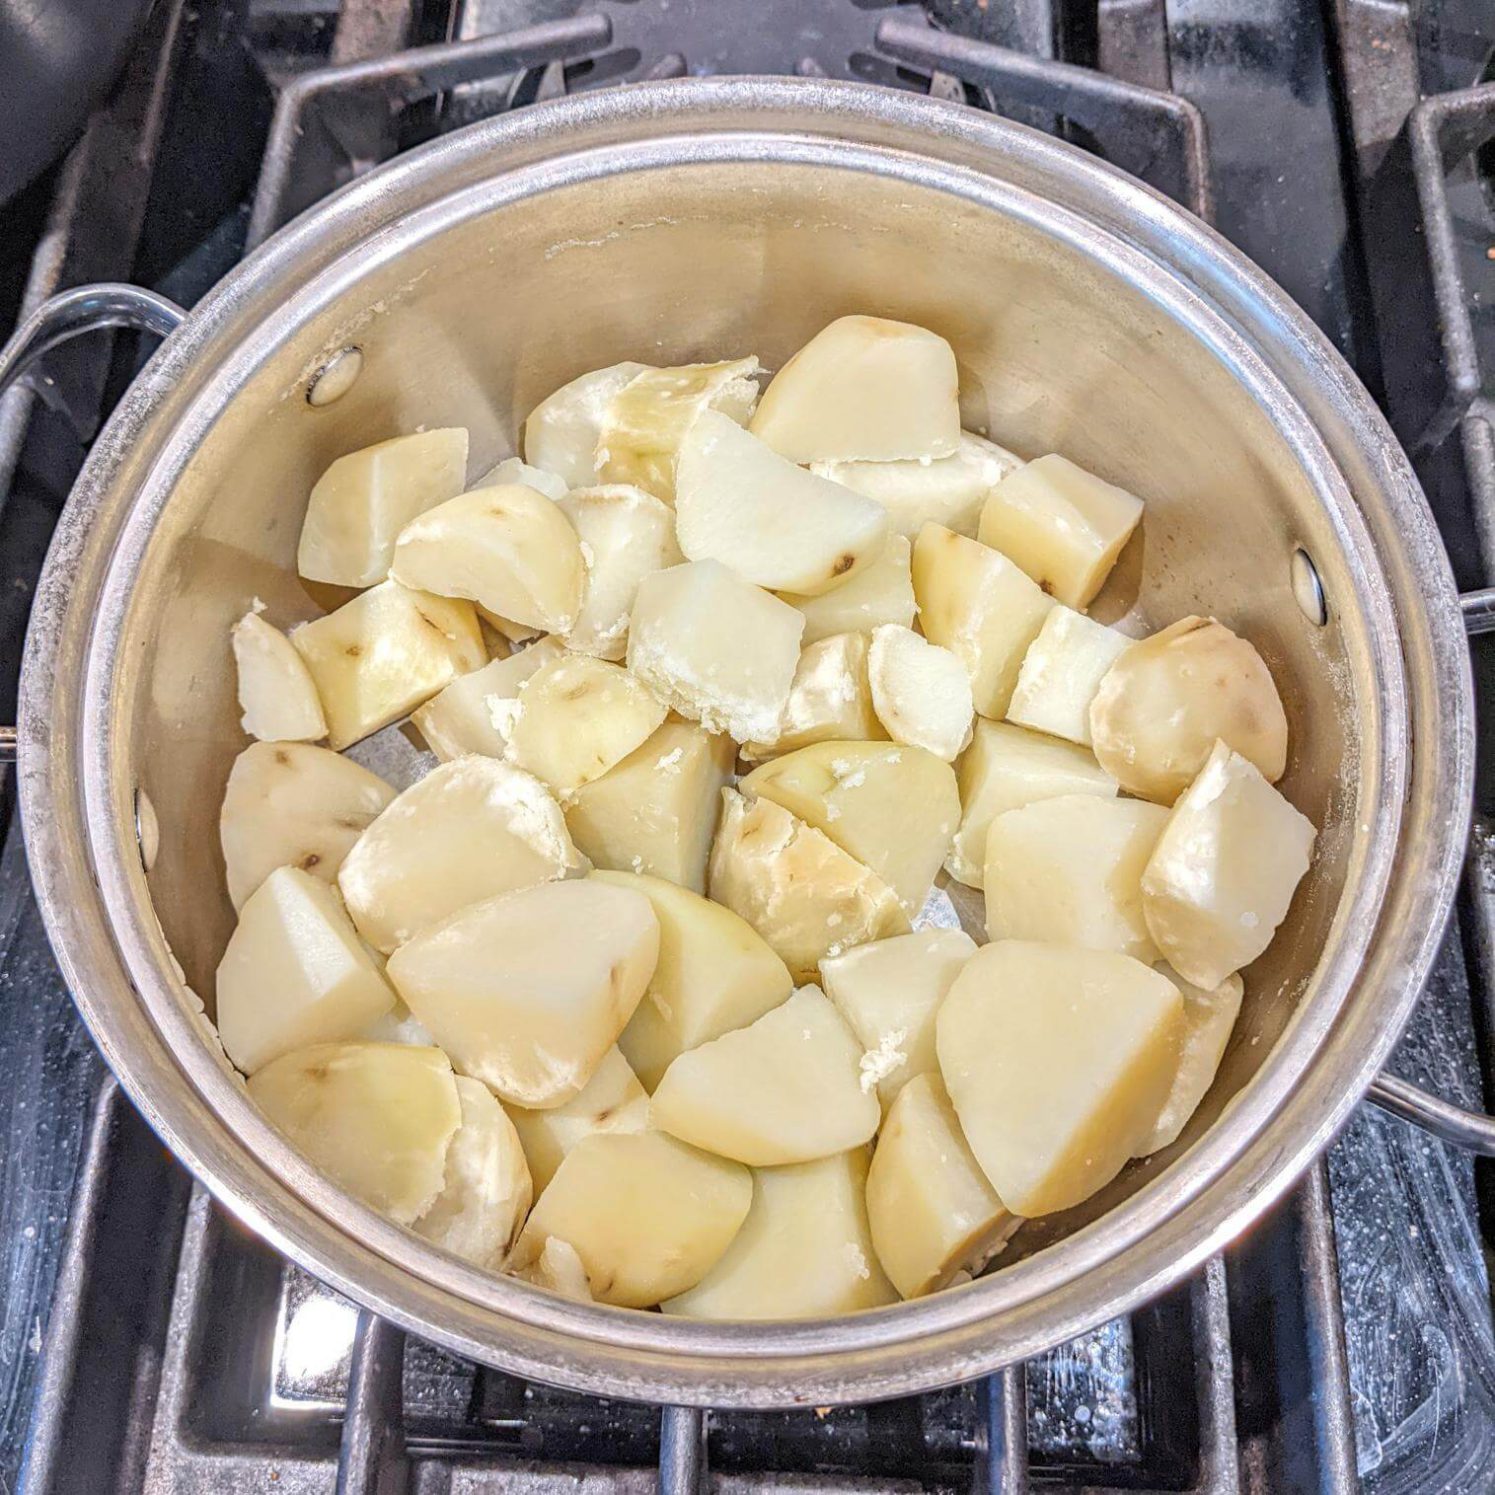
[232,611,327,743]
[820,928,976,1108]
[523,361,650,488]
[247,1041,461,1224]
[651,986,879,1165]
[410,637,564,762]
[1141,741,1316,988]
[564,719,733,894]
[472,454,568,500]
[291,581,486,750]
[866,1073,1021,1298]
[558,484,682,659]
[977,453,1144,610]
[390,485,586,635]
[627,561,804,744]
[946,720,1117,888]
[385,878,658,1107]
[297,428,468,587]
[708,789,908,982]
[742,632,884,761]
[215,865,395,1075]
[220,742,396,910]
[782,534,916,645]
[1089,616,1290,803]
[415,1076,533,1267]
[502,653,666,801]
[1005,606,1130,747]
[740,741,960,917]
[510,1235,594,1300]
[749,316,960,463]
[912,523,1055,718]
[663,1149,896,1319]
[507,1046,650,1192]
[984,795,1168,961]
[509,1130,751,1307]
[337,757,585,953]
[616,988,686,1092]
[937,942,1184,1215]
[867,624,974,762]
[1136,966,1244,1154]
[675,411,889,595]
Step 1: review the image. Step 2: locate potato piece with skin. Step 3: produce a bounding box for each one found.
[215,866,396,1075]
[912,523,1055,718]
[820,928,976,1109]
[984,794,1168,961]
[509,1130,751,1308]
[708,789,909,983]
[523,361,650,489]
[564,719,733,894]
[291,581,486,751]
[247,1042,461,1224]
[337,757,586,954]
[232,611,327,743]
[1136,966,1244,1155]
[1090,616,1289,803]
[741,632,885,761]
[1141,741,1316,988]
[938,942,1185,1216]
[510,1236,593,1300]
[627,561,804,743]
[411,637,564,762]
[867,624,974,762]
[946,720,1117,889]
[220,742,396,911]
[472,455,568,500]
[385,878,658,1108]
[651,986,880,1166]
[782,534,916,646]
[1006,606,1130,747]
[977,453,1144,610]
[663,1149,897,1320]
[675,411,889,595]
[297,428,469,587]
[616,988,684,1092]
[867,1073,1021,1299]
[750,316,960,464]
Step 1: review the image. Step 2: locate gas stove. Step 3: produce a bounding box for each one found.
[2,2,1494,1490]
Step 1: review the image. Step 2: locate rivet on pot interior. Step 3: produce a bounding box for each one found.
[1292,547,1327,626]
[136,787,160,873]
[307,346,363,407]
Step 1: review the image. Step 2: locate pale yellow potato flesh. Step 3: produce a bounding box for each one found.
[663,1148,897,1319]
[247,1041,461,1224]
[411,637,564,762]
[1089,616,1290,803]
[866,1073,1021,1298]
[749,316,960,464]
[937,942,1184,1216]
[1005,606,1130,746]
[616,990,685,1092]
[650,986,880,1166]
[509,1130,751,1308]
[472,455,568,500]
[385,878,659,1108]
[297,428,468,587]
[215,866,395,1075]
[337,757,585,954]
[741,632,885,761]
[867,624,974,763]
[1141,741,1316,988]
[1136,966,1244,1155]
[523,361,650,488]
[291,581,486,750]
[232,611,327,743]
[984,794,1168,961]
[508,1236,594,1300]
[912,523,1055,718]
[782,534,916,646]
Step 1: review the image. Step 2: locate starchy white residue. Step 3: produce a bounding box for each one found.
[843,1243,871,1280]
[858,1028,908,1093]
[655,747,684,772]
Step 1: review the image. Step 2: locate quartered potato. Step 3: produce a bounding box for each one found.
[650,986,880,1166]
[1141,741,1316,988]
[1136,966,1244,1155]
[411,637,564,762]
[232,610,327,743]
[742,632,884,761]
[297,428,469,587]
[984,794,1168,961]
[663,1148,897,1319]
[912,523,1055,718]
[509,1130,751,1308]
[750,316,960,464]
[291,581,486,750]
[866,1073,1021,1299]
[977,453,1144,610]
[385,878,658,1107]
[337,757,586,954]
[1006,608,1128,747]
[472,454,568,500]
[782,534,917,646]
[523,361,650,488]
[708,789,909,982]
[509,1235,594,1300]
[247,1041,461,1224]
[627,561,804,744]
[616,989,686,1092]
[1089,616,1290,803]
[215,865,395,1075]
[564,719,733,894]
[867,624,974,763]
[220,741,396,911]
[675,410,889,594]
[937,942,1184,1216]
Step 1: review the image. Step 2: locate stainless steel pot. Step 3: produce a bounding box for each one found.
[2,77,1490,1407]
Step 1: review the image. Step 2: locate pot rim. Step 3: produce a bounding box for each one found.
[18,77,1474,1406]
